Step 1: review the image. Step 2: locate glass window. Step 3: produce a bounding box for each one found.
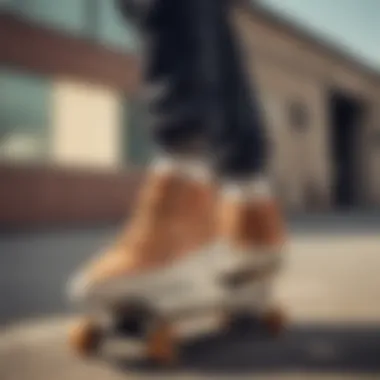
[2,0,139,51]
[0,0,12,10]
[7,0,88,37]
[97,0,139,53]
[123,99,154,166]
[289,101,309,132]
[0,67,51,163]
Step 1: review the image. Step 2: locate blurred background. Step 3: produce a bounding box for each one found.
[0,0,379,378]
[0,0,379,226]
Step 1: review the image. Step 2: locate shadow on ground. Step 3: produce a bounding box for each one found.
[114,324,380,376]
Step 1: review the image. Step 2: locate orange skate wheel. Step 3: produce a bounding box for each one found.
[146,319,178,367]
[68,318,103,357]
[261,307,287,337]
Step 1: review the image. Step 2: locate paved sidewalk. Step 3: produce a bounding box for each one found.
[1,231,380,379]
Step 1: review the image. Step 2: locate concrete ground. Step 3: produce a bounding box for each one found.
[1,215,380,379]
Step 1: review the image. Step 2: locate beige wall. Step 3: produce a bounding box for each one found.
[51,79,123,170]
[253,60,331,210]
[235,7,380,209]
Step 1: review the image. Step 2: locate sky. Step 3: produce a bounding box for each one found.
[257,0,380,71]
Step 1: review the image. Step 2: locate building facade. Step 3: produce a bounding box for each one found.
[0,1,379,226]
[0,0,153,170]
[233,3,380,211]
[0,1,150,226]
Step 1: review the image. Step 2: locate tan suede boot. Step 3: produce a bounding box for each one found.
[68,157,217,357]
[218,179,286,251]
[216,177,287,335]
[73,157,216,292]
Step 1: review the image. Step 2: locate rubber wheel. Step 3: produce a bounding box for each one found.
[68,318,103,357]
[227,312,259,332]
[261,307,287,337]
[113,303,153,339]
[145,319,178,367]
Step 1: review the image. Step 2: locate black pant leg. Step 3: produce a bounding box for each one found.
[117,0,207,155]
[117,0,268,171]
[192,0,269,178]
[219,4,268,178]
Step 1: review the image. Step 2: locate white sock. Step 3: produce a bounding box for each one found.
[221,175,273,202]
[151,154,212,184]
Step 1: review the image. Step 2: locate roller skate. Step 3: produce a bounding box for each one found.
[67,156,221,365]
[215,177,288,336]
[67,164,287,365]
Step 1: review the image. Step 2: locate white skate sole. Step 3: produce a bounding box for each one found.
[68,243,283,345]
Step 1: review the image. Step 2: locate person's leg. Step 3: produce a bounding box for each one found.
[118,0,208,154]
[117,0,286,317]
[192,0,287,327]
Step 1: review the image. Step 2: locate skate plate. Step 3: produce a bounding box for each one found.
[69,251,284,363]
[100,308,225,360]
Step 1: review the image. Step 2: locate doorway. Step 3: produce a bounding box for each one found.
[328,90,366,209]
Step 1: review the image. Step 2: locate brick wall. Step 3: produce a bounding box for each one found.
[0,164,143,228]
